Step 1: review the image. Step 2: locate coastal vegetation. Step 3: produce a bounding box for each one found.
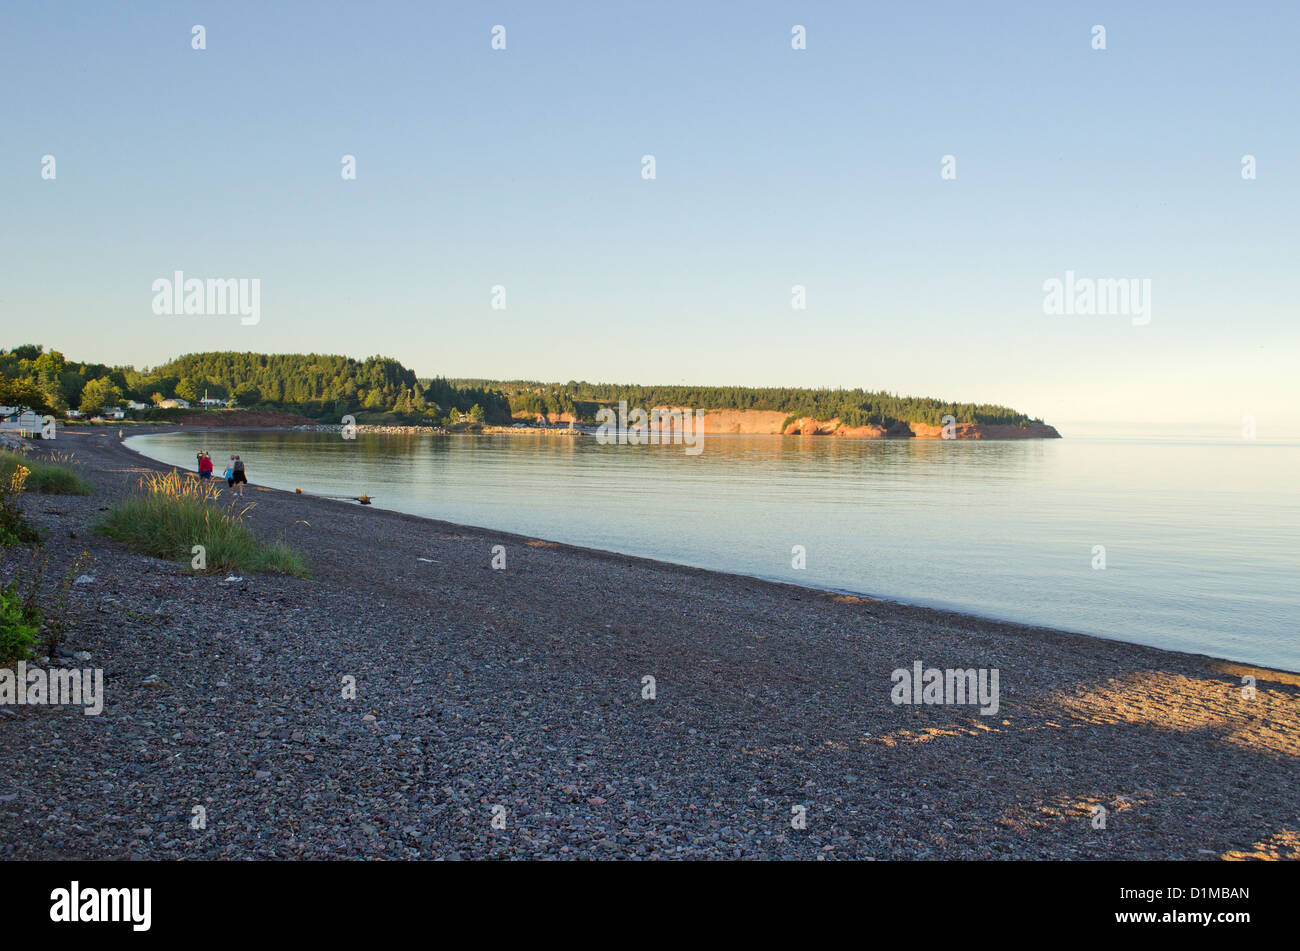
[95,471,310,578]
[0,462,40,547]
[3,344,1048,430]
[455,380,1045,428]
[0,462,55,662]
[0,450,92,496]
[0,581,38,663]
[11,547,93,660]
[0,460,35,663]
[1,346,513,425]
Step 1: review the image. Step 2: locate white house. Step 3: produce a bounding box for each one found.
[199,396,229,408]
[65,408,84,419]
[158,398,190,409]
[126,400,150,411]
[101,406,126,420]
[0,406,42,434]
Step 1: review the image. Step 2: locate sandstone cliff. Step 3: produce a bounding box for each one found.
[521,408,1060,439]
[782,416,1060,440]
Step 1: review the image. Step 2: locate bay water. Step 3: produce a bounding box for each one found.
[126,430,1300,671]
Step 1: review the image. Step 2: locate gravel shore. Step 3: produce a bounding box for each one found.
[1,428,1296,860]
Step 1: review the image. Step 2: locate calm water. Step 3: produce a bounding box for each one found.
[127,431,1300,671]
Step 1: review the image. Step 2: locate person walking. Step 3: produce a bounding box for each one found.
[198,451,213,480]
[231,454,247,497]
[223,456,235,489]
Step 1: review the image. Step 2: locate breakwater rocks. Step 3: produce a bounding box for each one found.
[293,423,581,436]
[294,424,448,435]
[291,419,1061,440]
[782,417,1062,440]
[484,425,581,435]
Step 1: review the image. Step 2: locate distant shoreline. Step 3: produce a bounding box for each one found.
[121,425,1293,675]
[100,416,1063,441]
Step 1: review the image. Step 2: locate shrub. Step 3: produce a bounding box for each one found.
[0,450,92,495]
[95,470,309,577]
[0,463,40,547]
[0,581,38,664]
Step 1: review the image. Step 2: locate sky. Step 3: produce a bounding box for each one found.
[2,1,1297,436]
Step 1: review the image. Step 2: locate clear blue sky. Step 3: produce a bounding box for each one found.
[2,1,1296,435]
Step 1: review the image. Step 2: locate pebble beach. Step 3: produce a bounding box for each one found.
[1,428,1297,860]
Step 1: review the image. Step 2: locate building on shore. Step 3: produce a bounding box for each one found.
[0,406,43,434]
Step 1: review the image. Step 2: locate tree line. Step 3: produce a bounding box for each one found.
[2,346,1045,429]
[452,379,1043,428]
[0,346,512,424]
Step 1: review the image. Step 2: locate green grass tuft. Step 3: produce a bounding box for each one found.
[0,450,92,495]
[95,470,310,578]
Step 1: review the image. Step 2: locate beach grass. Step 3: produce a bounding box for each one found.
[0,449,92,495]
[95,470,310,577]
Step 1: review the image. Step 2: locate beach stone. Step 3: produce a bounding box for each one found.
[1,428,1295,863]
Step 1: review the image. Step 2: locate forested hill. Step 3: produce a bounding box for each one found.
[148,352,510,421]
[2,345,1048,430]
[0,347,511,423]
[448,379,1046,429]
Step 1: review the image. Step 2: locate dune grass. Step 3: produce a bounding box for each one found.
[0,450,92,495]
[96,470,310,577]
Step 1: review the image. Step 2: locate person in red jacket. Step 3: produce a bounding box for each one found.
[197,450,214,480]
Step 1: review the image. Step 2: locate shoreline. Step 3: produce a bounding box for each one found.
[291,420,1062,440]
[62,412,1063,441]
[1,428,1296,860]
[122,425,1291,676]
